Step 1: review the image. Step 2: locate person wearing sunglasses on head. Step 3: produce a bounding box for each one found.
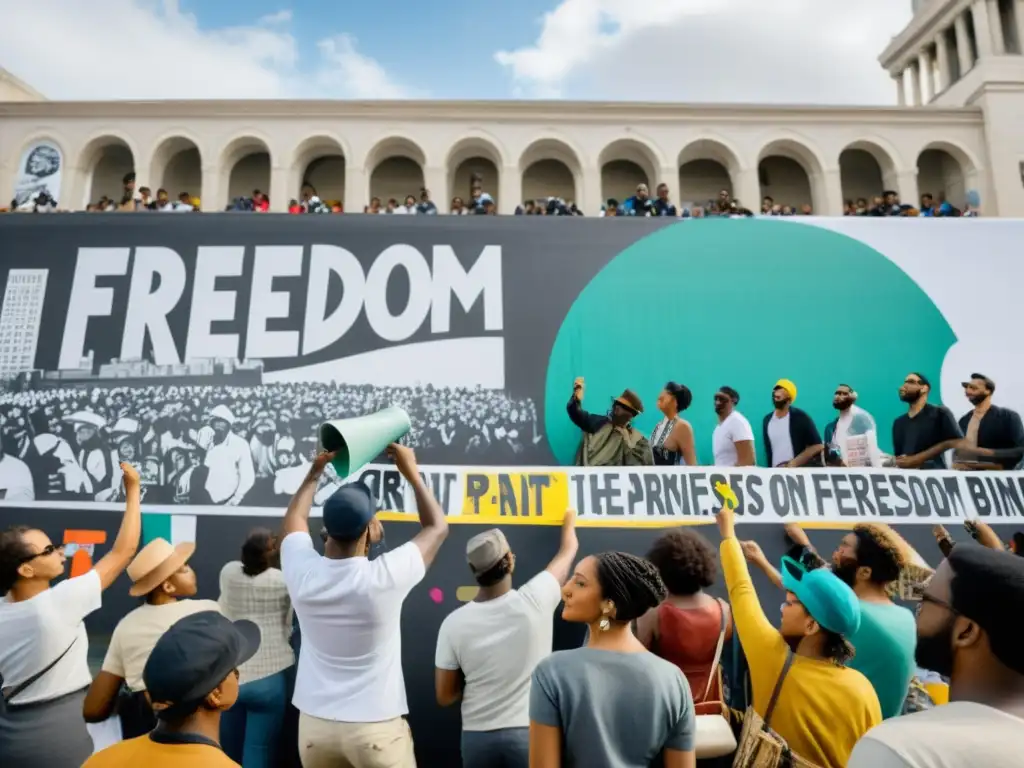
[0,463,143,768]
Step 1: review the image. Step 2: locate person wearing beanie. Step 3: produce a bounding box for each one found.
[762,378,824,468]
[278,445,448,767]
[716,501,880,768]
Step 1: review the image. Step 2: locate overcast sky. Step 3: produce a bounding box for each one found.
[0,0,913,103]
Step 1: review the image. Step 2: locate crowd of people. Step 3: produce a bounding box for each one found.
[3,170,978,218]
[0,441,1021,768]
[0,381,542,505]
[566,372,1024,472]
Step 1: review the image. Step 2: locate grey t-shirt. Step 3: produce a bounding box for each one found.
[530,648,695,767]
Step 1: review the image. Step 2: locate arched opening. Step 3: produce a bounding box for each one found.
[366,137,426,207]
[294,136,346,206]
[678,139,741,212]
[151,136,202,202]
[80,137,135,205]
[757,138,824,212]
[839,141,898,206]
[447,136,503,209]
[598,138,658,206]
[917,143,969,211]
[222,136,271,207]
[519,138,580,206]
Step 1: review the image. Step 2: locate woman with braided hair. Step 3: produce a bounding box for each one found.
[528,551,696,767]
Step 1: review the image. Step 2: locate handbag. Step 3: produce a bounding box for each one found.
[731,651,821,768]
[695,598,738,759]
[0,637,78,713]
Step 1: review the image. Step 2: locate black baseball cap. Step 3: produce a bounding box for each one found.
[143,611,260,718]
[323,483,376,539]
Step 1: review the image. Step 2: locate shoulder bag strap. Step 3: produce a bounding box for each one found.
[702,598,729,701]
[762,650,795,729]
[2,637,78,704]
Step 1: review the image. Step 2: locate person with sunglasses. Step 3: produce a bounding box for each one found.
[0,462,142,768]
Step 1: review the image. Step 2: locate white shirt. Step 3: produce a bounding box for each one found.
[281,533,425,722]
[766,411,795,466]
[847,701,1022,767]
[0,453,35,500]
[102,599,221,691]
[711,410,755,467]
[832,405,882,468]
[218,563,295,685]
[201,431,255,503]
[0,570,101,704]
[435,571,562,731]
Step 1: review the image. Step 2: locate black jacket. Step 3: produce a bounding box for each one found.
[957,404,1024,470]
[762,407,823,468]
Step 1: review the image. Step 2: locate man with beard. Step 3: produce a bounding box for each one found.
[953,373,1024,470]
[716,501,880,768]
[567,378,654,467]
[762,523,917,719]
[892,373,962,469]
[711,386,755,467]
[847,545,1024,767]
[823,384,883,467]
[761,379,823,468]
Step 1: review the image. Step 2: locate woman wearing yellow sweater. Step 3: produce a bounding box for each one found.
[714,503,881,768]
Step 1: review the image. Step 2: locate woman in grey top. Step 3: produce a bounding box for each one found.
[529,551,696,768]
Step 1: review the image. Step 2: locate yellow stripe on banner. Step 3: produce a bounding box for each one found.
[376,510,715,527]
[458,471,571,523]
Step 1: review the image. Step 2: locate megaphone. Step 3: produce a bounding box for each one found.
[317,406,412,478]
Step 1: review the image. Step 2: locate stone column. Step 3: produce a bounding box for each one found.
[498,166,520,215]
[897,169,920,209]
[269,166,289,212]
[917,51,932,103]
[200,166,219,211]
[659,167,680,212]
[580,167,602,215]
[911,60,924,105]
[936,34,951,92]
[814,169,844,216]
[422,167,446,212]
[973,0,994,57]
[344,166,367,213]
[735,167,761,213]
[987,0,1006,53]
[895,71,906,105]
[954,14,973,75]
[1016,0,1024,57]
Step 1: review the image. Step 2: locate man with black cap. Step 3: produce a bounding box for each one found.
[892,372,962,469]
[847,545,1024,766]
[279,444,448,768]
[83,610,260,767]
[567,377,654,466]
[434,511,578,768]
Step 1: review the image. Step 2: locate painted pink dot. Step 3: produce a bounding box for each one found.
[429,587,444,604]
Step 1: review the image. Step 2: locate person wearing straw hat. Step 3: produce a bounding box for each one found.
[762,378,824,468]
[83,538,220,738]
[0,462,142,768]
[567,378,654,467]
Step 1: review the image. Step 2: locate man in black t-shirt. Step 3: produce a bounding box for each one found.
[892,372,963,469]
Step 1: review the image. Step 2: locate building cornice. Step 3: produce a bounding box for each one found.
[0,66,46,101]
[0,98,984,125]
[879,0,964,72]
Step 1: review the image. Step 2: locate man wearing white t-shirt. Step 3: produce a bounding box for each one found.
[711,386,755,467]
[280,444,448,768]
[434,512,579,768]
[823,384,883,467]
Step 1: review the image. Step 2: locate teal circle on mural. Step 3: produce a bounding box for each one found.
[543,219,958,466]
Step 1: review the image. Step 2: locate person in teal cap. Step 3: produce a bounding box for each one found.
[715,500,881,768]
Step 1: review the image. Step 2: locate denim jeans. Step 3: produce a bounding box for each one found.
[221,668,292,768]
[460,728,529,768]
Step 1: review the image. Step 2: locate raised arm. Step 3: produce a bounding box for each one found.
[281,451,336,537]
[567,378,605,434]
[388,444,450,568]
[93,463,142,591]
[741,540,784,590]
[544,509,579,584]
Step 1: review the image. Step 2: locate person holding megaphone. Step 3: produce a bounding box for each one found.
[278,439,448,768]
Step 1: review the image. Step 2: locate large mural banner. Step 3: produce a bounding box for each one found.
[0,214,1021,515]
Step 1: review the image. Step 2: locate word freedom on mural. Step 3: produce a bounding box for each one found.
[20,466,1024,526]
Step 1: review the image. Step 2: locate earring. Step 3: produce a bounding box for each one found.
[599,602,612,631]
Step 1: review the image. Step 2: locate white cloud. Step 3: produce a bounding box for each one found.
[0,0,412,100]
[495,0,913,104]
